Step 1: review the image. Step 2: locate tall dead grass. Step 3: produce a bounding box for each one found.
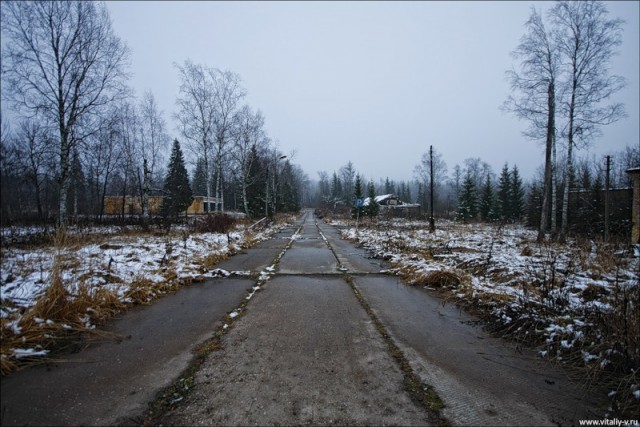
[2,215,294,376]
[2,228,167,375]
[1,229,125,374]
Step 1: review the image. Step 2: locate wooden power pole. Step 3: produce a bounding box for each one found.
[429,145,435,232]
[604,155,611,242]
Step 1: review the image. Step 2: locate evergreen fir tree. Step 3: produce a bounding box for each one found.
[331,172,342,206]
[279,160,299,213]
[497,163,512,221]
[245,145,266,218]
[384,177,395,194]
[479,174,497,222]
[510,165,525,221]
[525,182,543,228]
[400,181,411,203]
[351,174,364,219]
[590,172,604,234]
[191,157,207,196]
[456,172,477,222]
[364,179,379,218]
[417,182,426,214]
[579,166,592,191]
[576,171,604,237]
[163,139,193,219]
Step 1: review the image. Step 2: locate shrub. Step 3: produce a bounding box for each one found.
[189,214,237,234]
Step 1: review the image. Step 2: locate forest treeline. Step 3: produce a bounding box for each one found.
[0,1,309,225]
[313,144,638,241]
[1,0,637,243]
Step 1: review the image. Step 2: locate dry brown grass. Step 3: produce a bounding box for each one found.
[2,227,177,375]
[397,261,465,290]
[421,271,463,288]
[198,253,228,270]
[1,241,129,375]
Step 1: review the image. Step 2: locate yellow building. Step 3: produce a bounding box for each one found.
[103,196,220,216]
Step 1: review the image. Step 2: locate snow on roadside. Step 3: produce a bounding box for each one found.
[342,219,638,315]
[0,219,291,364]
[340,218,640,409]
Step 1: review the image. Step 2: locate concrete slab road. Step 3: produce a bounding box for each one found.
[1,209,607,426]
[163,209,606,426]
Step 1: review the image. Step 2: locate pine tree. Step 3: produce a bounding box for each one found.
[497,163,512,221]
[191,157,207,196]
[510,165,525,221]
[163,139,193,219]
[364,179,379,218]
[456,172,477,222]
[351,174,364,219]
[479,174,497,222]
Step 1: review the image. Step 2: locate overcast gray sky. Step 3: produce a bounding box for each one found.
[106,1,639,183]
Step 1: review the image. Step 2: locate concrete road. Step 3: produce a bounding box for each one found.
[162,211,432,426]
[1,209,606,426]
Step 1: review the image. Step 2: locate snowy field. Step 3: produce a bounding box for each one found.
[332,217,639,413]
[0,218,292,373]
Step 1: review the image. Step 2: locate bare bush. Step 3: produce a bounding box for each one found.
[189,214,237,234]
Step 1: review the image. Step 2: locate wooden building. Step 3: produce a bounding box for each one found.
[103,195,221,216]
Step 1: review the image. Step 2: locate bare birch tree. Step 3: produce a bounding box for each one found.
[15,120,57,220]
[85,109,123,220]
[114,101,140,219]
[175,60,216,212]
[231,105,269,215]
[211,69,245,212]
[550,0,626,242]
[1,1,130,225]
[504,7,559,241]
[340,161,356,205]
[138,91,169,221]
[413,147,448,215]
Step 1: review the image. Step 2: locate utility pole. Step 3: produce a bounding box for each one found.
[265,165,269,218]
[429,145,435,232]
[604,155,611,242]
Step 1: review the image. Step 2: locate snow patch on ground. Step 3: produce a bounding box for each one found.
[0,218,293,365]
[342,218,638,372]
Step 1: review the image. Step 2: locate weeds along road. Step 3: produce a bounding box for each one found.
[1,209,605,426]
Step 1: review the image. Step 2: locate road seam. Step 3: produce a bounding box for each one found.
[140,220,305,426]
[316,218,450,427]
